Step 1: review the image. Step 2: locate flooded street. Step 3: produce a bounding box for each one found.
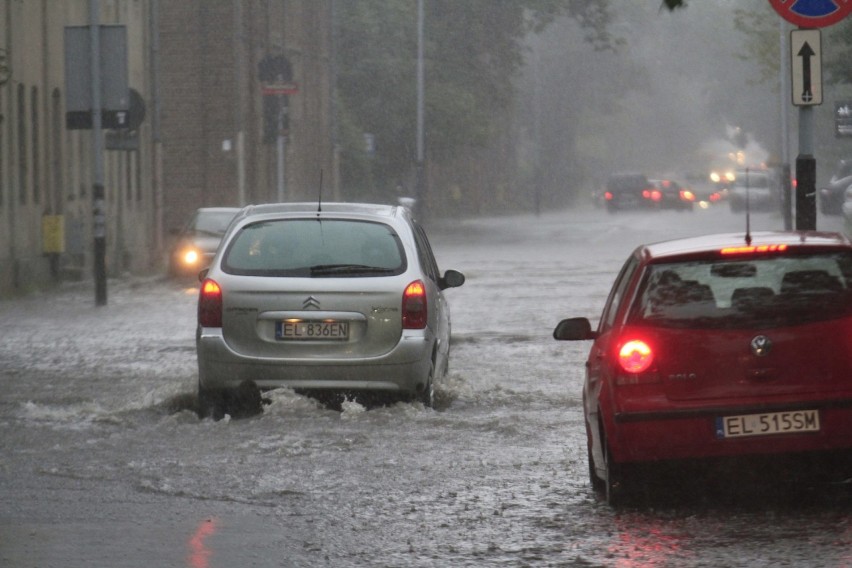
[2,205,852,567]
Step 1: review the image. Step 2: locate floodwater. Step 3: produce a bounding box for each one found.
[1,203,851,567]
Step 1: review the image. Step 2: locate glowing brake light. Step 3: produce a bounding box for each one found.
[618,340,654,374]
[604,191,614,201]
[680,190,695,202]
[402,280,427,329]
[198,278,223,327]
[720,244,788,255]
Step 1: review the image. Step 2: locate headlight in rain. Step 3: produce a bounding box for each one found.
[181,248,200,266]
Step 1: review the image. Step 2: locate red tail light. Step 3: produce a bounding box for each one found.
[604,191,614,201]
[680,190,696,202]
[402,280,427,329]
[198,278,223,328]
[618,340,654,373]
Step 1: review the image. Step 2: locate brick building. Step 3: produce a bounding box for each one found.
[158,0,335,237]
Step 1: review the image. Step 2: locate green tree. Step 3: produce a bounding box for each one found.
[335,0,614,209]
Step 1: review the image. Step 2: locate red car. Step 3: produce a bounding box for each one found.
[554,231,852,505]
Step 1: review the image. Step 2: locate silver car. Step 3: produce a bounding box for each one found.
[196,202,465,417]
[728,170,777,213]
[168,207,241,277]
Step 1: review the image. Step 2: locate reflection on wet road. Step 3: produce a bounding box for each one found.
[0,206,850,566]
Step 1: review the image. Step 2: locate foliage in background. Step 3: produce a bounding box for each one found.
[734,1,852,87]
[334,0,614,207]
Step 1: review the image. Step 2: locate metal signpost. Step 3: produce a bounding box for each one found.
[768,0,852,231]
[791,27,821,231]
[258,54,297,203]
[64,1,129,306]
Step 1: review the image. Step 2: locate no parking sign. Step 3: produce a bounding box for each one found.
[768,0,852,28]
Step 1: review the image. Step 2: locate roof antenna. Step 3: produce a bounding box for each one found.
[744,167,752,245]
[317,169,323,217]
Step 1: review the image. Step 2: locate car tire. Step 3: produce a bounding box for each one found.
[198,382,226,421]
[601,428,626,507]
[419,363,435,408]
[587,439,605,494]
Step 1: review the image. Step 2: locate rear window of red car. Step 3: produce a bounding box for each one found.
[628,251,852,329]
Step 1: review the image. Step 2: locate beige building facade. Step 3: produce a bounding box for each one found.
[0,0,333,298]
[0,0,157,297]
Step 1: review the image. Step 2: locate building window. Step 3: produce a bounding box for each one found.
[31,86,40,205]
[17,84,27,205]
[52,89,64,213]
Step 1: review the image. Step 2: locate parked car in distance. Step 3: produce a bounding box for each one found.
[728,169,777,213]
[554,230,852,505]
[648,178,695,211]
[168,207,241,277]
[819,159,852,215]
[684,171,726,208]
[196,202,465,418]
[603,173,655,213]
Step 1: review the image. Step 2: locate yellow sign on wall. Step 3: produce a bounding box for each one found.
[42,215,65,254]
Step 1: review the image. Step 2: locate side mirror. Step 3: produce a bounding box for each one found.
[439,269,465,290]
[553,317,596,341]
[198,268,209,282]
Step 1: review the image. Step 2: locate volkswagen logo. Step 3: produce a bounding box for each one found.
[303,295,320,310]
[750,335,772,357]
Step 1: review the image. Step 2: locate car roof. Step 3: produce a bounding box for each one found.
[196,207,242,214]
[639,231,852,262]
[234,202,403,221]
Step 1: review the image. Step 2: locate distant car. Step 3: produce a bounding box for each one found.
[169,207,241,277]
[728,169,777,213]
[648,178,695,211]
[819,159,852,215]
[554,230,852,505]
[603,173,655,213]
[196,202,465,418]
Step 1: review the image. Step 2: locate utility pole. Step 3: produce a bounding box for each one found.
[90,0,107,305]
[415,0,425,218]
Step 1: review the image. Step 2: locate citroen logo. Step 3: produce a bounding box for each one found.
[750,335,772,357]
[303,295,320,310]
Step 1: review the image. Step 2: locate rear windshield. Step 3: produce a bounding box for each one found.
[607,175,648,192]
[192,210,238,236]
[733,172,770,189]
[221,219,407,277]
[628,251,852,329]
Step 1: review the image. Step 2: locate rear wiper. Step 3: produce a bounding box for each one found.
[194,229,225,237]
[309,264,395,276]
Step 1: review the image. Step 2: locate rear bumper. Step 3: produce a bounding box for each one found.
[607,398,852,464]
[196,327,433,394]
